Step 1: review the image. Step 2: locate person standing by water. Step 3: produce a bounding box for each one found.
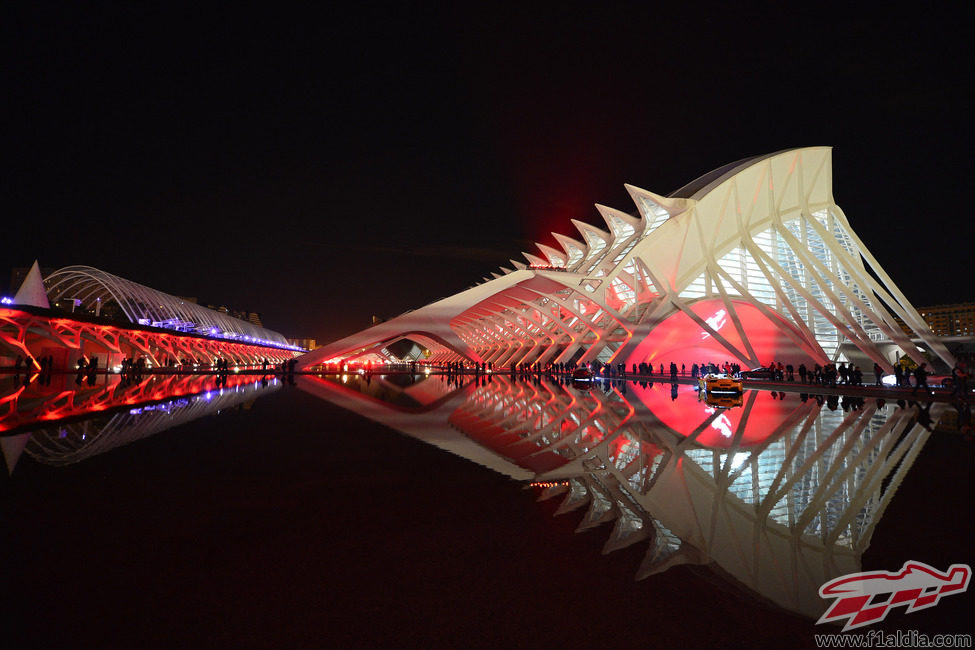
[951,362,969,398]
[912,363,931,396]
[87,356,99,386]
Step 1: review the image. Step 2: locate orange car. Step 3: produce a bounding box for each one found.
[698,373,743,394]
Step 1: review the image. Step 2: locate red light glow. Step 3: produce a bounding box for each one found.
[624,298,822,368]
[628,382,800,448]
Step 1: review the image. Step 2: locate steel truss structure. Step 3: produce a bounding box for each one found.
[44,265,297,349]
[0,307,297,372]
[300,148,953,372]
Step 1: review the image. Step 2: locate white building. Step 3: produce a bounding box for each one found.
[300,148,953,373]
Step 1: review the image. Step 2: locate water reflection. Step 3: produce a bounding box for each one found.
[2,368,948,622]
[1,373,281,470]
[299,373,946,620]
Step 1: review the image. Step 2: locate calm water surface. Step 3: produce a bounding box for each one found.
[3,372,972,648]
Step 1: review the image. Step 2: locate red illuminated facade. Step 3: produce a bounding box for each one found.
[1,307,297,377]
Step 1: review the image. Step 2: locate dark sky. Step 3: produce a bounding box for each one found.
[3,4,972,343]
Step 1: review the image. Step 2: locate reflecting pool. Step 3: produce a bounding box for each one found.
[299,373,947,620]
[3,371,972,647]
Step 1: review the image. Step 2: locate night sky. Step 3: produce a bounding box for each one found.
[4,4,972,343]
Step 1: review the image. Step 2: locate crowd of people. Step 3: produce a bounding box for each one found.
[13,354,55,386]
[74,356,99,386]
[419,357,973,400]
[7,353,294,386]
[7,347,973,418]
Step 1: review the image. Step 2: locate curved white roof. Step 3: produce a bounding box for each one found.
[44,265,296,349]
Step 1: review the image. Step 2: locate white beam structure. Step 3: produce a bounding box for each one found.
[300,148,952,372]
[44,265,296,349]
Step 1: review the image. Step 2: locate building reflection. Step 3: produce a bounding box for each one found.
[1,373,281,470]
[2,368,945,621]
[299,373,945,620]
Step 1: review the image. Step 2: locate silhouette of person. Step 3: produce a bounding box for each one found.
[912,363,931,396]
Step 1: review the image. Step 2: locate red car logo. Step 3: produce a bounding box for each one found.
[818,561,970,631]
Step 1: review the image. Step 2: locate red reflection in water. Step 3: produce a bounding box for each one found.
[0,373,263,432]
[628,382,798,448]
[448,376,639,475]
